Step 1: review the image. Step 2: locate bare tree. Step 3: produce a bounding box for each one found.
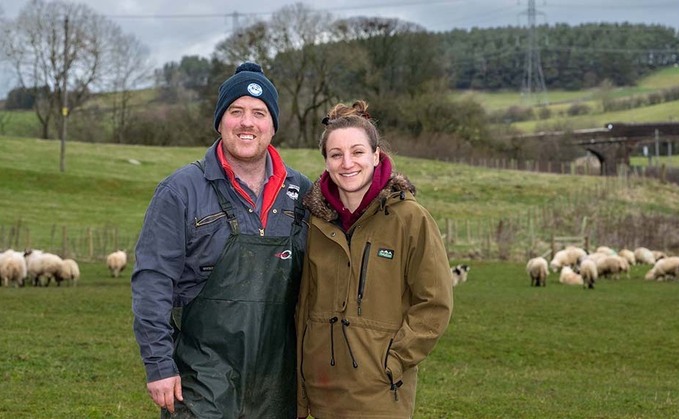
[1,0,142,170]
[214,3,343,148]
[108,32,152,144]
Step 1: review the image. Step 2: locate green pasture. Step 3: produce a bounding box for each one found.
[3,136,679,258]
[1,260,678,418]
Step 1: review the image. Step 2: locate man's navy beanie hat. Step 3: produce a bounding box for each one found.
[213,62,279,133]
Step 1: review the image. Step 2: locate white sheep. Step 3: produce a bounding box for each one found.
[106,250,127,278]
[633,247,655,265]
[526,257,548,287]
[595,246,616,255]
[595,254,629,280]
[549,246,586,272]
[652,250,667,262]
[644,256,679,281]
[58,258,80,286]
[618,249,636,266]
[0,249,28,287]
[451,264,470,287]
[578,258,598,289]
[24,249,64,287]
[559,266,584,286]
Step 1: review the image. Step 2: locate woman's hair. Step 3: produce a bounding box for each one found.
[319,100,388,158]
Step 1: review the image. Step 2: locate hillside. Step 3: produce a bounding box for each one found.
[2,136,679,261]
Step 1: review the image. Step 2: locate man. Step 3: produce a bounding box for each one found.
[132,62,311,418]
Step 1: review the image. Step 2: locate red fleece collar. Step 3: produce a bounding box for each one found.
[216,140,287,228]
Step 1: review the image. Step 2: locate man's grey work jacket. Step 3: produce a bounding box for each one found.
[131,140,311,383]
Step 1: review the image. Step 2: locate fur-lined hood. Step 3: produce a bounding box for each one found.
[302,172,416,222]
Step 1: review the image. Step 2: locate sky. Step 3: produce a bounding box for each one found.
[1,0,678,97]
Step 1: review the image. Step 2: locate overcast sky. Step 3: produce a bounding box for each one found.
[1,0,678,97]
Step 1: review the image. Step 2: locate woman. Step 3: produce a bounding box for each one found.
[296,100,453,419]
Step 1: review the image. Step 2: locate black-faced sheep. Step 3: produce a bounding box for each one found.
[644,256,679,281]
[526,257,548,287]
[57,258,80,286]
[451,264,470,287]
[24,249,64,287]
[559,266,584,286]
[0,249,28,287]
[106,250,127,278]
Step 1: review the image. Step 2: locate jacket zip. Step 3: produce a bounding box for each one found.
[329,317,338,366]
[194,212,226,227]
[384,338,401,401]
[357,242,371,316]
[341,319,359,368]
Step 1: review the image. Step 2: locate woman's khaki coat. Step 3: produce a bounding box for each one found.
[296,174,454,419]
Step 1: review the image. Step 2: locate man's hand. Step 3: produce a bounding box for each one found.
[147,375,183,413]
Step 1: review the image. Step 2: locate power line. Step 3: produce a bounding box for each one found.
[520,0,548,104]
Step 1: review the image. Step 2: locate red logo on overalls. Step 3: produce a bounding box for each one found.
[275,250,292,260]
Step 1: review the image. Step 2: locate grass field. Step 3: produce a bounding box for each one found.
[2,260,678,418]
[3,136,679,260]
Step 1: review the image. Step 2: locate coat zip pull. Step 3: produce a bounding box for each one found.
[341,319,359,368]
[387,368,403,401]
[329,317,338,366]
[357,242,371,316]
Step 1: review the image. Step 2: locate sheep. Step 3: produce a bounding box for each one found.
[106,250,127,278]
[578,258,598,289]
[451,264,470,287]
[595,254,629,280]
[634,247,655,265]
[652,250,667,262]
[0,249,28,287]
[595,246,616,256]
[618,249,636,266]
[559,266,584,286]
[24,249,64,287]
[644,256,679,281]
[57,258,80,287]
[526,257,549,287]
[549,246,587,272]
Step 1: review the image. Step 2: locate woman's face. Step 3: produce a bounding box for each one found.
[324,127,379,200]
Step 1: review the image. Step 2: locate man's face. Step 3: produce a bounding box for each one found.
[218,95,275,163]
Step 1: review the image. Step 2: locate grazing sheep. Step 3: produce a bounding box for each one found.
[549,246,587,272]
[24,249,64,287]
[526,257,549,287]
[618,249,636,266]
[652,250,667,262]
[578,258,598,289]
[57,258,80,286]
[595,246,616,255]
[644,256,679,281]
[595,255,629,280]
[0,249,28,287]
[559,266,584,286]
[451,264,470,287]
[106,250,127,278]
[634,247,655,265]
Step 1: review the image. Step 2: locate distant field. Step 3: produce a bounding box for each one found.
[3,136,679,261]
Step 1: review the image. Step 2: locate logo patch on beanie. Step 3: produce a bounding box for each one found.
[247,83,263,97]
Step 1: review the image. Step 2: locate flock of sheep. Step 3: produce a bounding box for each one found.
[0,249,128,288]
[526,246,679,289]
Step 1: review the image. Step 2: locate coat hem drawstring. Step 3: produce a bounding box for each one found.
[329,317,338,366]
[341,319,359,368]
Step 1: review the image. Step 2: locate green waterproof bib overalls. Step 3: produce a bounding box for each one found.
[168,167,305,419]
